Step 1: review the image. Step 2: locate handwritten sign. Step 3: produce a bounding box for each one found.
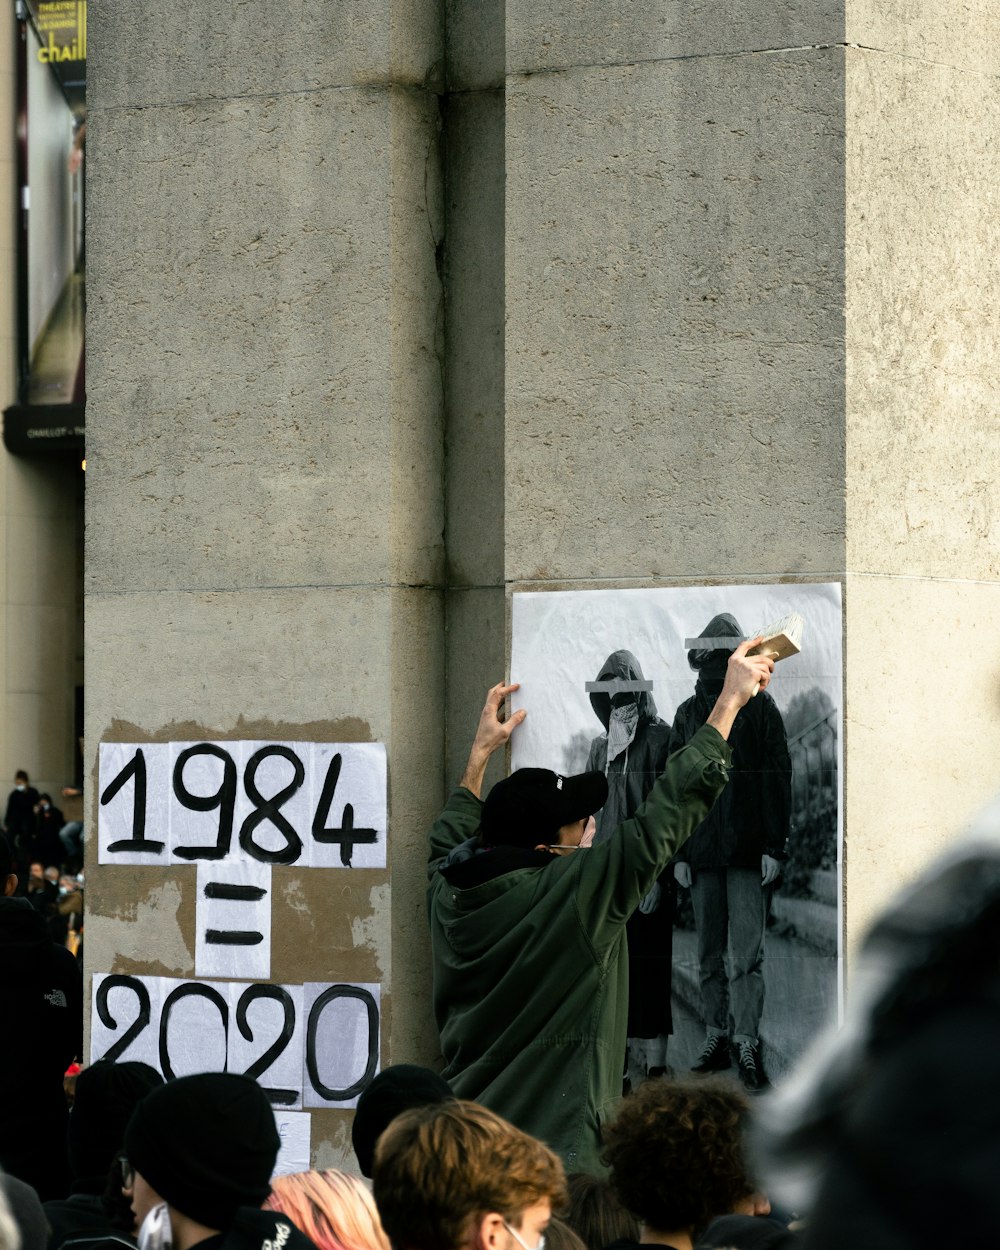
[98,741,387,869]
[90,974,381,1111]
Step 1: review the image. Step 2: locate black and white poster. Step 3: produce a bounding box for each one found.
[510,583,841,1086]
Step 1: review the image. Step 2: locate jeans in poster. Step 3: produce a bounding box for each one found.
[690,866,773,1046]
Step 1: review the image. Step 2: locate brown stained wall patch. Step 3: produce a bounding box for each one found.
[88,879,193,978]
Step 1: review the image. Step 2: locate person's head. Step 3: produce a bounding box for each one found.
[0,835,16,897]
[373,1100,567,1250]
[14,771,28,789]
[588,650,658,731]
[2,1172,49,1250]
[687,613,744,675]
[124,1072,279,1237]
[37,794,51,810]
[565,1173,639,1250]
[70,1061,164,1183]
[0,1171,19,1250]
[27,863,43,886]
[602,1077,762,1240]
[479,769,608,852]
[265,1170,390,1250]
[351,1064,454,1179]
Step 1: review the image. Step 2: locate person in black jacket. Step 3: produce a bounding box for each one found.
[586,649,675,1085]
[670,614,791,1092]
[4,771,39,867]
[0,834,83,1200]
[123,1073,315,1250]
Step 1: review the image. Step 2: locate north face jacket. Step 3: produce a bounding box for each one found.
[426,724,731,1173]
[0,896,83,1199]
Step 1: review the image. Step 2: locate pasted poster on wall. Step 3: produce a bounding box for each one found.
[92,739,387,1164]
[510,584,841,1088]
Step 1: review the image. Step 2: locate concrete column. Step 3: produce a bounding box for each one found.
[844,5,1000,942]
[501,1,1000,954]
[86,1,445,1162]
[443,1,507,789]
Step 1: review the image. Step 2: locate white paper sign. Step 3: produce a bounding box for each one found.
[91,972,163,1069]
[195,860,272,980]
[228,982,305,1110]
[302,981,380,1110]
[97,743,171,865]
[90,974,380,1110]
[158,976,232,1078]
[309,743,387,870]
[98,741,388,869]
[272,1110,312,1176]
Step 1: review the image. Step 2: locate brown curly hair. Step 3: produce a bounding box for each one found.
[601,1077,754,1237]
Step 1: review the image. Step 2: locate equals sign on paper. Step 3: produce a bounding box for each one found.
[195,864,272,979]
[203,881,267,947]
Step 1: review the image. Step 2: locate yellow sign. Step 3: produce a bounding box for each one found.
[36,1,87,64]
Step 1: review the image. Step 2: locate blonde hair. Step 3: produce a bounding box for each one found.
[265,1170,389,1250]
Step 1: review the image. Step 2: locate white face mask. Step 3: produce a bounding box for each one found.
[139,1204,173,1250]
[15,784,25,792]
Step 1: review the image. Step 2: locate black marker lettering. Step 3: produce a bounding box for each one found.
[173,744,238,861]
[239,746,305,865]
[102,748,164,854]
[95,975,151,1062]
[203,883,268,901]
[204,929,265,946]
[305,985,379,1102]
[236,984,297,1106]
[159,983,229,1079]
[311,753,377,867]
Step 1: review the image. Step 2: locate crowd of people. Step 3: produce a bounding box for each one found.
[3,771,84,964]
[0,1058,791,1250]
[1,638,996,1250]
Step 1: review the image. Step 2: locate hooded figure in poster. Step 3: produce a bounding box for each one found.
[586,650,674,1079]
[670,613,791,1091]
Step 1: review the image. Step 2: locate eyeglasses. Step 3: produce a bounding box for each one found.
[544,844,581,854]
[503,1221,545,1250]
[119,1157,134,1189]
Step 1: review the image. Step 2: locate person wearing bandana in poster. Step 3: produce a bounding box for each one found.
[670,613,792,1093]
[585,652,674,1089]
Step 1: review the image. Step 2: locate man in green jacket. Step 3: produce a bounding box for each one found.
[426,640,774,1174]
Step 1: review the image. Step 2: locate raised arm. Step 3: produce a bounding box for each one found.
[705,638,775,738]
[459,681,527,798]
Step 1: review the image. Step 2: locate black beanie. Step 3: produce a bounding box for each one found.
[69,1061,164,1181]
[124,1073,279,1228]
[351,1064,453,1178]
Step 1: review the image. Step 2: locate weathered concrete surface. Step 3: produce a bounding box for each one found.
[87,1,446,1167]
[847,1,1000,75]
[505,49,846,583]
[87,86,444,594]
[442,4,507,787]
[87,0,442,109]
[446,0,504,90]
[845,48,1000,581]
[843,42,1000,950]
[843,576,1000,952]
[507,2,844,75]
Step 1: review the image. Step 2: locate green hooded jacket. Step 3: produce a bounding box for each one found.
[426,723,732,1173]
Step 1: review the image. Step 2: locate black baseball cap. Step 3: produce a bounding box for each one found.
[480,768,608,848]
